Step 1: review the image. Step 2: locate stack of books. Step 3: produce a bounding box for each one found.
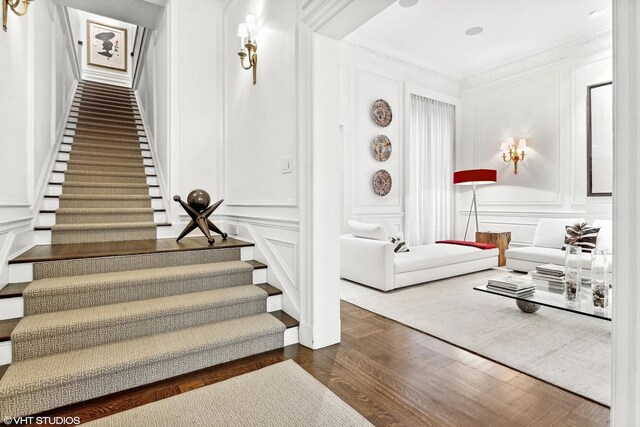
[487,276,535,297]
[529,264,564,292]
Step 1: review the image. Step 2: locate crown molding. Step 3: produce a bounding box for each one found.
[340,41,462,95]
[462,30,613,91]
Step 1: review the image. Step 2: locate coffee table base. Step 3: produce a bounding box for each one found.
[516,300,541,313]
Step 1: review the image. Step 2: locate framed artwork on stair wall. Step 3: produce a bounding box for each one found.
[87,20,128,73]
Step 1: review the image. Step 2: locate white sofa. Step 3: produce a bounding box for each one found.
[340,222,498,291]
[506,218,612,273]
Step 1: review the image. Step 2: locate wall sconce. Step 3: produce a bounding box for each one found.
[3,0,33,32]
[237,13,257,85]
[501,137,527,174]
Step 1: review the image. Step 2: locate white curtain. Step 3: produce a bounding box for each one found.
[406,94,455,246]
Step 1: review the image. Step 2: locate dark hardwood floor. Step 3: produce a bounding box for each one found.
[39,301,609,426]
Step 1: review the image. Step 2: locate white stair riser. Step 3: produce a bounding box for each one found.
[9,261,269,286]
[284,327,299,346]
[37,211,168,227]
[50,172,158,186]
[240,247,254,261]
[0,297,23,320]
[42,197,165,210]
[45,184,161,197]
[0,342,11,365]
[53,163,156,176]
[253,268,267,284]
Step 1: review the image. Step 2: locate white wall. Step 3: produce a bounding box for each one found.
[136,4,169,202]
[0,0,77,288]
[339,41,462,234]
[459,40,612,246]
[67,8,137,87]
[219,0,303,322]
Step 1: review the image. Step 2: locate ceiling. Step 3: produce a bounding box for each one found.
[346,0,612,78]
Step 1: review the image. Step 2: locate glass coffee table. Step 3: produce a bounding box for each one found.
[474,278,611,321]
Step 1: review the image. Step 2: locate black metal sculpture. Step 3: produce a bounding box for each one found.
[174,189,228,245]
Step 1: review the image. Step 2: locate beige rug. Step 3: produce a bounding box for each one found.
[341,269,611,406]
[85,360,372,426]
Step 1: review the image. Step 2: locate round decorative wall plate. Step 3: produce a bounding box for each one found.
[371,135,392,161]
[372,99,393,127]
[373,169,392,196]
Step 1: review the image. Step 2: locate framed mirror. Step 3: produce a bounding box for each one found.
[587,81,613,197]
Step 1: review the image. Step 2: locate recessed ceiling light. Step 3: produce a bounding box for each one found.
[398,0,419,8]
[589,9,605,17]
[465,27,484,36]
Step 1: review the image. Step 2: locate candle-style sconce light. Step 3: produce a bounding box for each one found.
[237,13,257,85]
[3,0,34,32]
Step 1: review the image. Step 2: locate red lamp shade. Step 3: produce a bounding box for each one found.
[453,169,497,186]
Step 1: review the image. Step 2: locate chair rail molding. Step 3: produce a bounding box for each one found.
[611,0,640,425]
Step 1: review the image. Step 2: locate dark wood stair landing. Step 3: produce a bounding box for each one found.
[11,236,253,264]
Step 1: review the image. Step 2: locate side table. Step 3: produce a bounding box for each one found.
[476,231,511,267]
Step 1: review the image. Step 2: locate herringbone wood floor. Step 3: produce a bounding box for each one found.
[40,301,609,426]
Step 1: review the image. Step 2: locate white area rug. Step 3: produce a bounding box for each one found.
[341,269,611,406]
[86,360,372,426]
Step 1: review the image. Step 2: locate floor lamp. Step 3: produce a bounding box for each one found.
[453,169,497,241]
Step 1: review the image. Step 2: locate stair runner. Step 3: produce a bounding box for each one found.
[0,81,288,418]
[54,81,156,244]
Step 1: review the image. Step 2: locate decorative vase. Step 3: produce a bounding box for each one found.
[590,249,609,313]
[564,245,582,307]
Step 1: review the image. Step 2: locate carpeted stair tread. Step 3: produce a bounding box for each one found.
[58,194,152,201]
[24,260,253,314]
[66,160,144,169]
[56,182,156,193]
[55,207,153,214]
[64,170,149,184]
[12,285,268,360]
[51,222,156,232]
[54,207,154,224]
[74,129,142,138]
[50,222,157,244]
[0,313,285,417]
[69,150,144,161]
[58,194,152,209]
[70,134,142,144]
[65,142,143,153]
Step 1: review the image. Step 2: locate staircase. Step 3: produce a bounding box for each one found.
[0,81,298,418]
[37,80,170,245]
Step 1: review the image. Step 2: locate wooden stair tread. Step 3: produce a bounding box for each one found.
[10,236,253,264]
[246,260,267,270]
[48,182,161,188]
[0,364,8,382]
[0,282,29,299]
[44,195,162,199]
[35,222,171,231]
[39,209,167,214]
[254,283,282,296]
[0,318,20,342]
[270,310,299,329]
